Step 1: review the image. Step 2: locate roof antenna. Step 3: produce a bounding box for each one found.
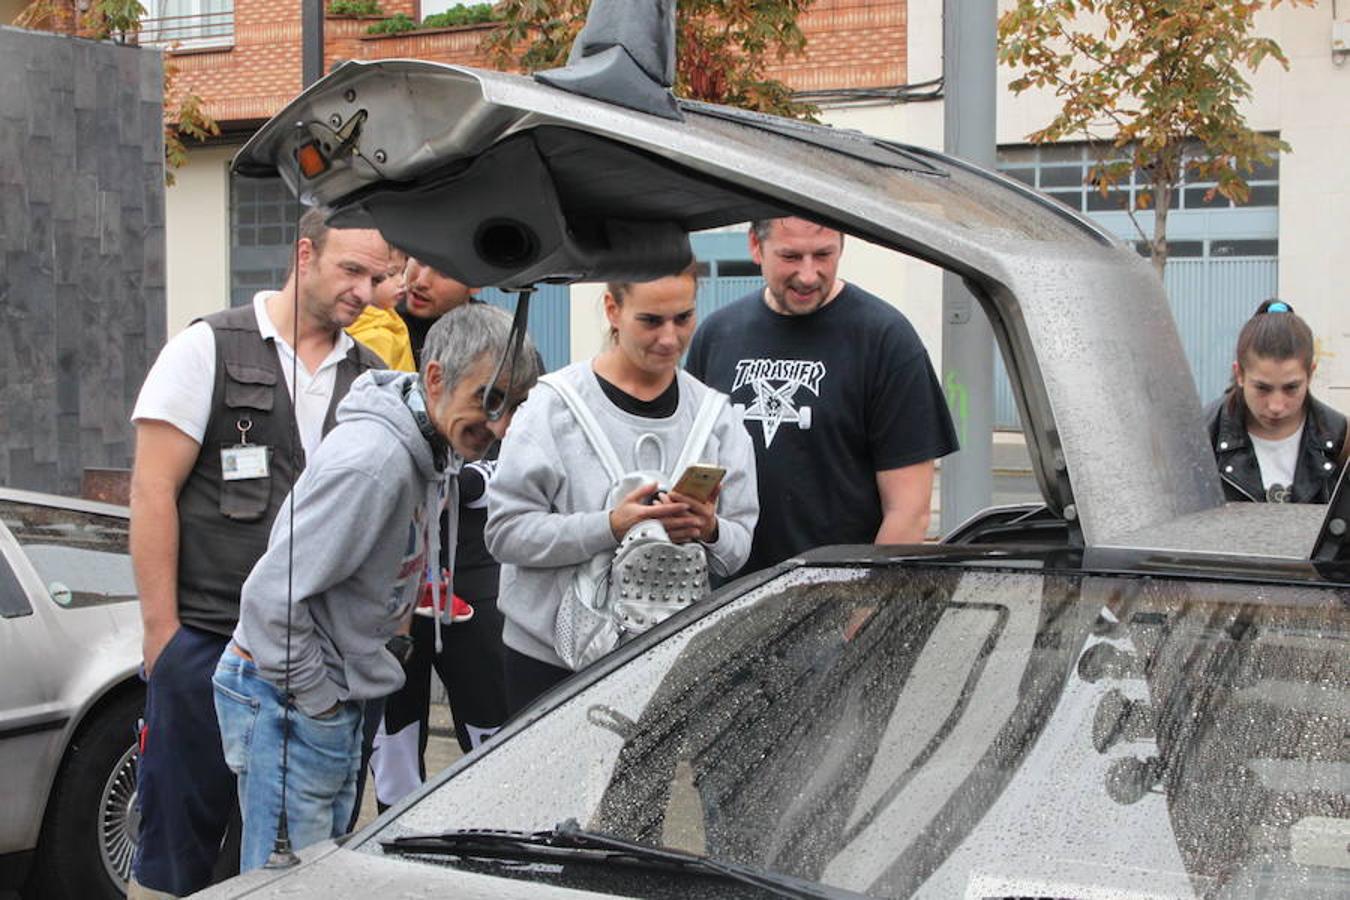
[483,288,533,421]
[535,0,683,121]
[265,123,309,871]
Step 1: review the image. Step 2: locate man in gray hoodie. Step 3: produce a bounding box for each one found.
[213,303,540,871]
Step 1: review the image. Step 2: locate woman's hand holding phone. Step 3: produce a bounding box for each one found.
[665,485,719,544]
[609,482,689,541]
[609,465,726,543]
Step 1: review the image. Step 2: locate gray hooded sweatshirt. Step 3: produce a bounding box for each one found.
[234,370,456,717]
[486,361,759,669]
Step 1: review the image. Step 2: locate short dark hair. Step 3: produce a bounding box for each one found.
[749,219,776,244]
[285,206,335,282]
[748,217,845,248]
[298,206,332,256]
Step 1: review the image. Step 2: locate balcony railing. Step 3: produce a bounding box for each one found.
[136,9,235,50]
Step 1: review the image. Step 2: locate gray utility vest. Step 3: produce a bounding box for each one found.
[176,304,384,637]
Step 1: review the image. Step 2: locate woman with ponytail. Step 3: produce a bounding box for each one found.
[1205,300,1346,503]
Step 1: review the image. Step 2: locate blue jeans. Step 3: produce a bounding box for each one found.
[213,648,364,872]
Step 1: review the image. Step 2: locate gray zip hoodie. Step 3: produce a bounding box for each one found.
[234,370,456,717]
[487,361,758,668]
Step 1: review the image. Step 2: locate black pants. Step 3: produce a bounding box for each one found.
[359,599,512,814]
[381,602,510,750]
[349,695,385,831]
[503,644,574,717]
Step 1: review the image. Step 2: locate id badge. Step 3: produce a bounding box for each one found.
[221,444,270,481]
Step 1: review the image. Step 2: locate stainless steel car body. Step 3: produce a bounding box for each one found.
[0,489,141,856]
[197,549,1348,900]
[231,59,1324,557]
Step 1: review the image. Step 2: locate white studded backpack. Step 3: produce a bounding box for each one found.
[538,373,726,670]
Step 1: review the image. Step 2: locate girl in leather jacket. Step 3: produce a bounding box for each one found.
[1204,300,1347,503]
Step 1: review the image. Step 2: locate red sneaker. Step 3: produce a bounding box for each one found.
[417,569,474,623]
[450,594,474,623]
[416,576,446,611]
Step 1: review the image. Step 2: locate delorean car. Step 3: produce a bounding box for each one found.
[197,3,1348,898]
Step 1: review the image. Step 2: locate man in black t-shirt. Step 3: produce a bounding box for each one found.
[686,217,958,575]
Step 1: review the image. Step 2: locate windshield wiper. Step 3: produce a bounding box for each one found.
[382,818,864,899]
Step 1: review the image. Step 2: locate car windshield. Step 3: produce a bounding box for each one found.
[0,499,135,607]
[365,563,1348,898]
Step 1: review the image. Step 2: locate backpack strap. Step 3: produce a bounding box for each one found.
[539,373,625,482]
[669,384,728,482]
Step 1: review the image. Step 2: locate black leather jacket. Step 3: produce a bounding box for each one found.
[1204,391,1347,503]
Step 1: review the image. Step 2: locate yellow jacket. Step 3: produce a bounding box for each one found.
[347,306,415,372]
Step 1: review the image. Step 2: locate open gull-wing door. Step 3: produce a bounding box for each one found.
[235,43,1279,554]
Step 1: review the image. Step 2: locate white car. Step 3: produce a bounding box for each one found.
[199,2,1349,895]
[0,489,142,899]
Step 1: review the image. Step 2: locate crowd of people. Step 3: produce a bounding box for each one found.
[123,210,1344,898]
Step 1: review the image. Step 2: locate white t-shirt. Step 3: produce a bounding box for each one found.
[1249,426,1302,496]
[131,292,358,459]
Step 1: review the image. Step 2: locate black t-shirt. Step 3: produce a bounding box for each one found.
[595,371,679,419]
[686,283,958,574]
[450,453,500,601]
[397,302,435,367]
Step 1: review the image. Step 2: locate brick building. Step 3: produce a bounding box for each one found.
[155,1,907,128]
[10,0,1340,416]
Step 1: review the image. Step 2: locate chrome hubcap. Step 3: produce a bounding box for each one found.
[99,743,139,891]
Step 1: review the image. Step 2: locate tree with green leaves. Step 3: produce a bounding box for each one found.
[485,0,817,119]
[998,0,1312,274]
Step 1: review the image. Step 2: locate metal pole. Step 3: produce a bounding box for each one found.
[302,0,324,88]
[940,0,996,534]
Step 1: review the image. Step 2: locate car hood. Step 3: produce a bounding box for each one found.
[191,839,1181,900]
[203,557,1346,899]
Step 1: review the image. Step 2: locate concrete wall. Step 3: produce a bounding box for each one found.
[811,98,948,372]
[0,26,165,495]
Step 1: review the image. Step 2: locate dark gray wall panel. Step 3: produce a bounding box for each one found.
[0,25,164,496]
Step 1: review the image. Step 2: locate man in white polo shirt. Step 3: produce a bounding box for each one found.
[127,207,388,897]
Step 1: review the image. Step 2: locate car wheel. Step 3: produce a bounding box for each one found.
[29,689,143,900]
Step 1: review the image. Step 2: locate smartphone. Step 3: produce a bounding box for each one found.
[670,463,727,503]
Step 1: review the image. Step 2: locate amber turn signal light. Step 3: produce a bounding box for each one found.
[295,141,329,179]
